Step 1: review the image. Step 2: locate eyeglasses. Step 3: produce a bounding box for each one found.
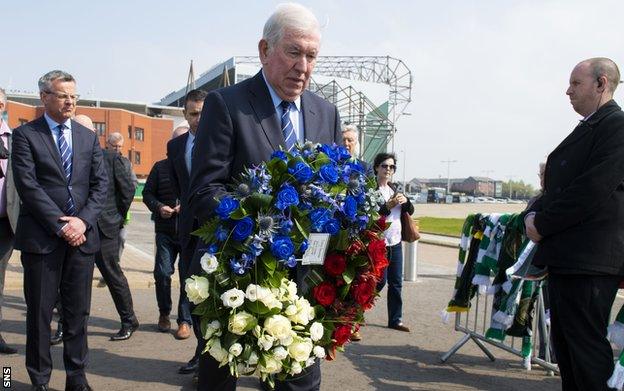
[380,164,396,171]
[44,91,80,101]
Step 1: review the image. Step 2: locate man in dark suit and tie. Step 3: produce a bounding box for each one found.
[188,4,341,390]
[96,132,138,341]
[0,87,19,355]
[11,70,107,391]
[525,57,624,390]
[167,89,207,376]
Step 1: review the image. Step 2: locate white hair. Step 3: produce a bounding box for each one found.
[107,132,123,144]
[342,124,359,138]
[0,87,6,106]
[263,3,321,49]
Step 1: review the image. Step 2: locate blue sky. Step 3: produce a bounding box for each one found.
[3,0,624,187]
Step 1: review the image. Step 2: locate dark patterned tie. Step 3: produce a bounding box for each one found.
[57,124,76,215]
[280,100,297,152]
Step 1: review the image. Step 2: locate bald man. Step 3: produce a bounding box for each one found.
[73,114,95,131]
[525,57,624,390]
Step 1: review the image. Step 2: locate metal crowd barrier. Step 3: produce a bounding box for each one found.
[440,285,558,375]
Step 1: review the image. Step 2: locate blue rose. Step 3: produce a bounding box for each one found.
[208,244,219,254]
[275,184,299,210]
[280,219,294,235]
[288,161,313,183]
[323,218,341,235]
[271,236,295,260]
[317,144,338,161]
[215,196,239,220]
[215,225,229,242]
[343,196,357,220]
[271,150,288,161]
[299,239,309,253]
[310,208,330,232]
[232,216,254,241]
[335,145,351,161]
[285,255,297,268]
[318,163,339,184]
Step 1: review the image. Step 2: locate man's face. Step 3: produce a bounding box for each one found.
[107,139,123,153]
[259,28,320,102]
[342,130,358,155]
[40,80,77,123]
[566,62,601,117]
[184,100,204,134]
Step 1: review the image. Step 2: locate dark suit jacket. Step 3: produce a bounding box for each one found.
[11,116,108,254]
[143,159,178,236]
[167,132,194,248]
[3,130,20,233]
[529,100,624,275]
[188,70,342,224]
[97,149,135,240]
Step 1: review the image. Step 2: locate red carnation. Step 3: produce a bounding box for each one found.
[332,324,352,346]
[312,281,337,307]
[324,253,347,277]
[351,274,377,309]
[367,239,389,278]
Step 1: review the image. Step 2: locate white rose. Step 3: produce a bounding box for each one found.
[185,276,209,305]
[263,315,292,339]
[246,284,271,302]
[305,357,316,368]
[288,337,313,362]
[221,288,245,309]
[279,333,294,347]
[204,320,222,340]
[259,355,282,374]
[285,305,298,316]
[249,351,259,365]
[258,334,275,351]
[313,345,325,359]
[272,346,288,361]
[309,322,324,342]
[289,362,303,375]
[286,280,298,300]
[200,253,219,274]
[259,291,282,310]
[208,338,228,363]
[228,343,243,357]
[289,298,313,325]
[228,311,256,335]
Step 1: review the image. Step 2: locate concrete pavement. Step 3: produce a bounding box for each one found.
[0,203,560,390]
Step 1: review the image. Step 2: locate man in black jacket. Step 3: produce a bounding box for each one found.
[96,132,138,341]
[142,158,181,333]
[525,57,624,390]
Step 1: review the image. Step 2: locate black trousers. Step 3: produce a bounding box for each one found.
[95,234,136,327]
[22,244,94,387]
[548,273,620,391]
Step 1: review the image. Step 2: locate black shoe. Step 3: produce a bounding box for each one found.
[31,385,48,391]
[65,384,93,391]
[0,338,17,354]
[50,327,63,346]
[389,323,410,332]
[110,322,139,341]
[178,356,199,374]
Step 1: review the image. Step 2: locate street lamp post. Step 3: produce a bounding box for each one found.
[441,159,458,194]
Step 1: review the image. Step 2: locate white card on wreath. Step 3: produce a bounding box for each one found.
[301,233,331,265]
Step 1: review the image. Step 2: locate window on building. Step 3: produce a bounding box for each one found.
[93,122,106,136]
[128,150,132,161]
[19,118,28,125]
[128,125,132,139]
[134,151,141,165]
[135,127,144,141]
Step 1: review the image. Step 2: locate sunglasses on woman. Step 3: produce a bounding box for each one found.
[380,164,396,171]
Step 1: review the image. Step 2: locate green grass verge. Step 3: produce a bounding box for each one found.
[417,216,464,238]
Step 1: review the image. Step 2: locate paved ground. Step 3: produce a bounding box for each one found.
[0,202,562,390]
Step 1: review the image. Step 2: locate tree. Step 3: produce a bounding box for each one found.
[501,180,537,199]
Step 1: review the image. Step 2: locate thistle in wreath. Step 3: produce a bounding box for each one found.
[186,142,390,386]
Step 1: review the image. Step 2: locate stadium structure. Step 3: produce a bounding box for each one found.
[158,56,412,163]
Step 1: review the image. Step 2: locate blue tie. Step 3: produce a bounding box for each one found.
[280,100,297,152]
[57,124,76,216]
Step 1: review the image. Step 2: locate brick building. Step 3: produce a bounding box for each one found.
[6,98,179,178]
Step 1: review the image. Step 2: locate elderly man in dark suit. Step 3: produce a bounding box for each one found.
[0,87,19,355]
[11,70,107,391]
[525,57,624,390]
[95,131,138,341]
[167,88,207,376]
[188,4,341,390]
